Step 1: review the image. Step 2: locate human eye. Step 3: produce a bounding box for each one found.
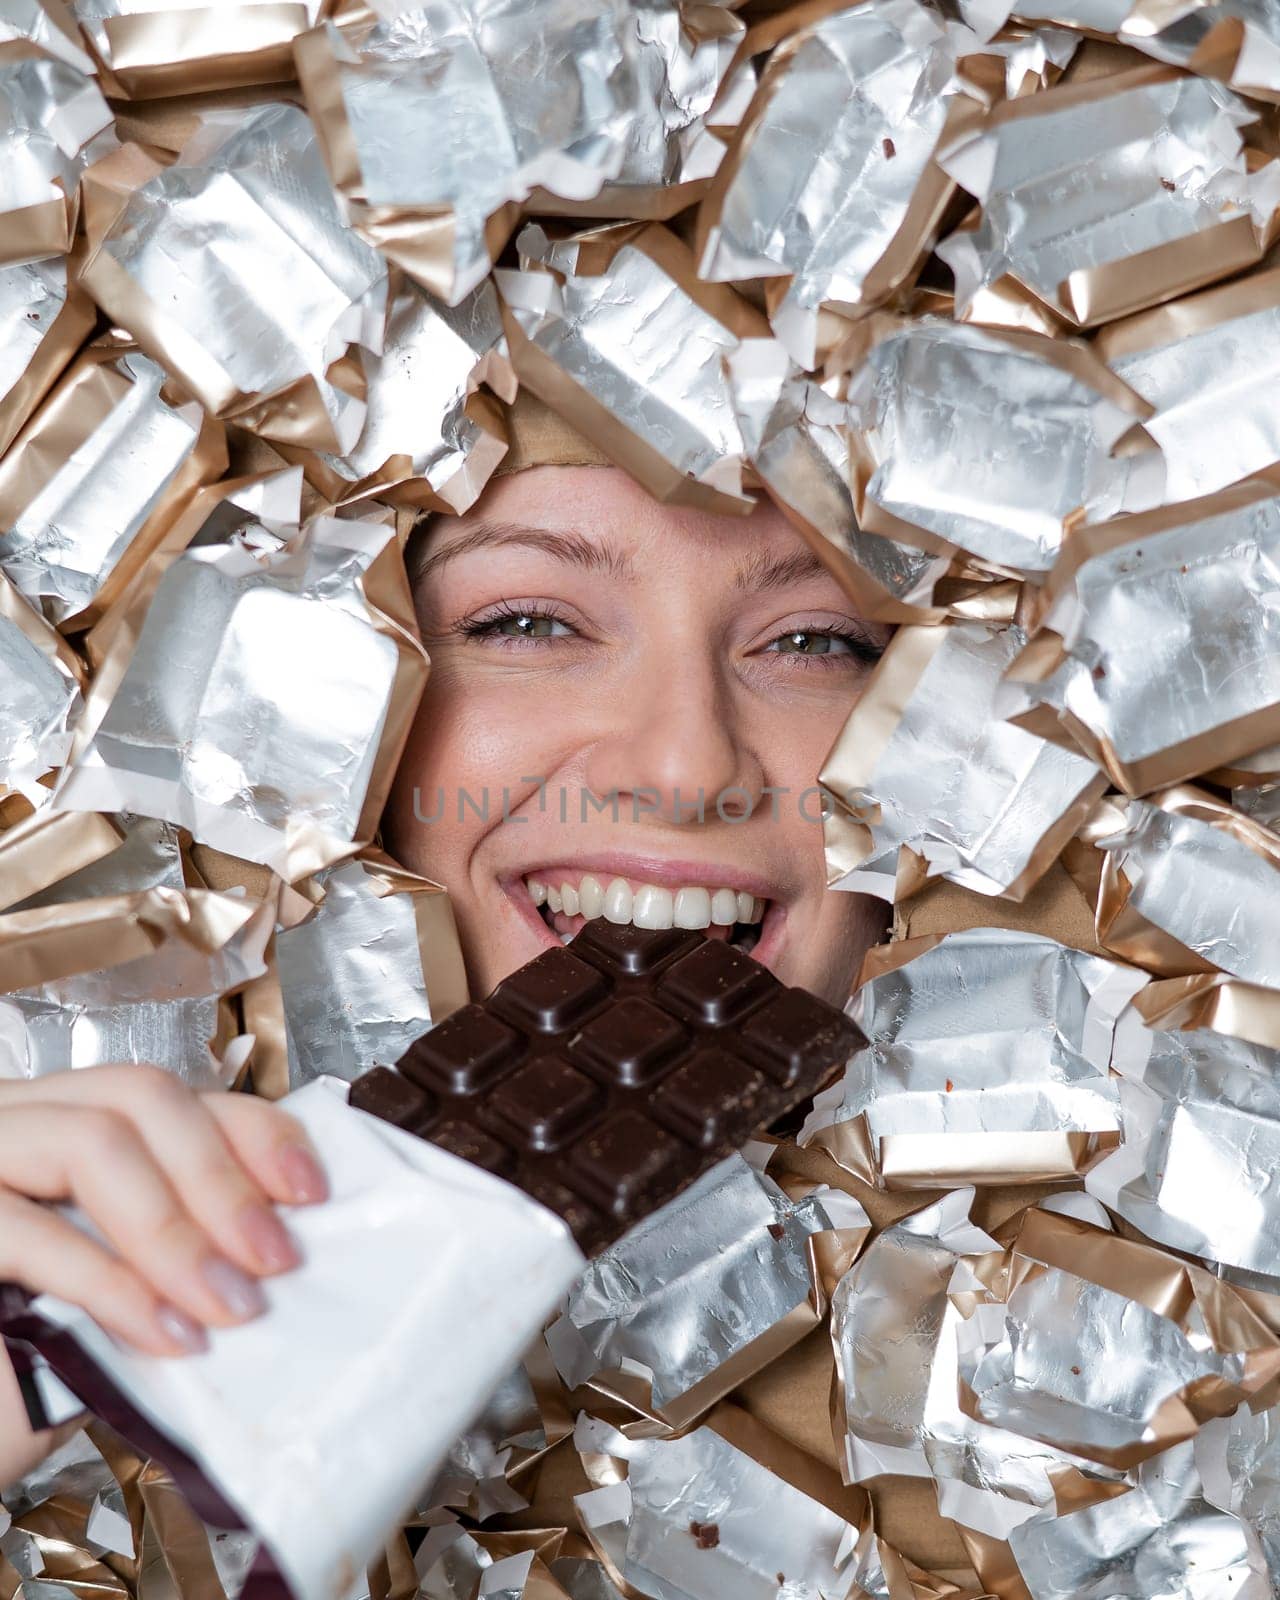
[761,622,886,668]
[454,600,579,646]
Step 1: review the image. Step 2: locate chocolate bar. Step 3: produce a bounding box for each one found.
[349,922,862,1252]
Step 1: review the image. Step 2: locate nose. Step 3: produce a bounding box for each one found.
[582,643,766,827]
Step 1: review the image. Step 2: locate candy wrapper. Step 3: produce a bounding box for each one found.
[937,65,1280,328]
[0,883,271,1085]
[275,849,468,1089]
[546,1150,868,1428]
[0,568,84,804]
[1008,476,1280,792]
[421,1359,556,1521]
[819,622,1105,902]
[0,342,226,630]
[0,806,124,910]
[1119,0,1280,103]
[0,256,95,458]
[498,222,767,514]
[801,929,1144,1187]
[1199,1405,1280,1580]
[55,472,426,879]
[841,318,1157,575]
[0,1078,586,1600]
[79,105,387,455]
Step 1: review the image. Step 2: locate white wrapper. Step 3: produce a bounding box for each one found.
[27,1078,585,1600]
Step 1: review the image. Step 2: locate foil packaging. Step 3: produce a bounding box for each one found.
[0,568,82,801]
[2,1078,586,1600]
[800,928,1144,1187]
[0,344,222,629]
[937,66,1280,327]
[819,622,1105,900]
[0,256,94,458]
[80,104,388,455]
[842,317,1156,574]
[1008,479,1280,793]
[55,480,425,878]
[276,851,467,1088]
[546,1151,868,1426]
[696,0,977,367]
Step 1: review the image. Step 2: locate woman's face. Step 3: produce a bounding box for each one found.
[384,465,889,1006]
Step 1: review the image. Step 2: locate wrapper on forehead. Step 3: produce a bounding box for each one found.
[271,849,468,1092]
[496,221,769,515]
[573,1405,890,1600]
[53,470,425,880]
[0,342,226,631]
[0,40,115,267]
[0,880,270,1085]
[78,105,387,455]
[0,256,94,459]
[819,622,1105,903]
[1087,971,1280,1279]
[545,1149,868,1429]
[695,0,989,369]
[937,64,1280,328]
[1,1079,586,1600]
[800,928,1144,1187]
[840,317,1157,576]
[0,568,83,804]
[1007,478,1280,794]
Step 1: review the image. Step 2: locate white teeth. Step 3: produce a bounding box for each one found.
[603,877,633,924]
[558,930,574,944]
[578,874,604,918]
[673,886,712,928]
[560,883,580,916]
[633,884,674,928]
[528,878,547,907]
[735,890,754,924]
[710,887,738,926]
[546,883,563,913]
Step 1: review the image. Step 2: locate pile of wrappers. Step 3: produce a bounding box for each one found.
[3,0,1280,1595]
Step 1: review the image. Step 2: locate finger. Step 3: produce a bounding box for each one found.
[0,1189,207,1358]
[4,1066,320,1278]
[0,1104,267,1332]
[201,1091,329,1207]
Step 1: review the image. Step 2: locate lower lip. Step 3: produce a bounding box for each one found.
[503,878,788,972]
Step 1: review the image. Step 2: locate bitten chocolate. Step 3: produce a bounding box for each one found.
[348,922,863,1252]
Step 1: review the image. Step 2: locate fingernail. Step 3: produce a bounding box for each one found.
[156,1303,208,1355]
[237,1202,300,1273]
[277,1143,328,1204]
[202,1256,268,1320]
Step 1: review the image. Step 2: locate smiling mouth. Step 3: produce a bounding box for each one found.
[517,869,774,958]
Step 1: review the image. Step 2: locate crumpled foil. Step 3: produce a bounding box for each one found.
[938,66,1280,326]
[55,476,424,878]
[420,1361,548,1522]
[277,851,467,1088]
[801,928,1144,1186]
[1199,1405,1280,1580]
[0,344,218,628]
[1118,0,1280,102]
[80,103,388,454]
[0,256,94,457]
[546,1151,867,1423]
[820,622,1105,900]
[842,317,1157,573]
[0,568,82,800]
[697,0,978,367]
[1007,478,1280,793]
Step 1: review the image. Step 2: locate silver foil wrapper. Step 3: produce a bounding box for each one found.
[55,484,420,877]
[421,1362,544,1521]
[937,67,1276,327]
[0,0,95,72]
[277,855,458,1088]
[1199,1406,1280,1584]
[1119,0,1280,101]
[1008,1442,1267,1600]
[845,318,1155,573]
[0,256,91,456]
[697,0,970,367]
[0,348,208,627]
[82,103,388,454]
[1010,482,1280,793]
[0,43,114,266]
[15,811,184,907]
[547,1152,866,1421]
[0,572,81,799]
[801,929,1143,1187]
[821,623,1104,900]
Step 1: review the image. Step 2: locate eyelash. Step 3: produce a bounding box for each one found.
[454,600,885,667]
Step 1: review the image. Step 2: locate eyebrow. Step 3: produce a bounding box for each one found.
[412,520,637,587]
[732,546,828,592]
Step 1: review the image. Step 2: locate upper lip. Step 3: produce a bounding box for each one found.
[501,852,785,901]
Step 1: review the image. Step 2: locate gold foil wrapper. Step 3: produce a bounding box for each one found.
[819,622,1105,901]
[937,65,1280,328]
[0,343,226,629]
[801,928,1142,1187]
[80,106,388,455]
